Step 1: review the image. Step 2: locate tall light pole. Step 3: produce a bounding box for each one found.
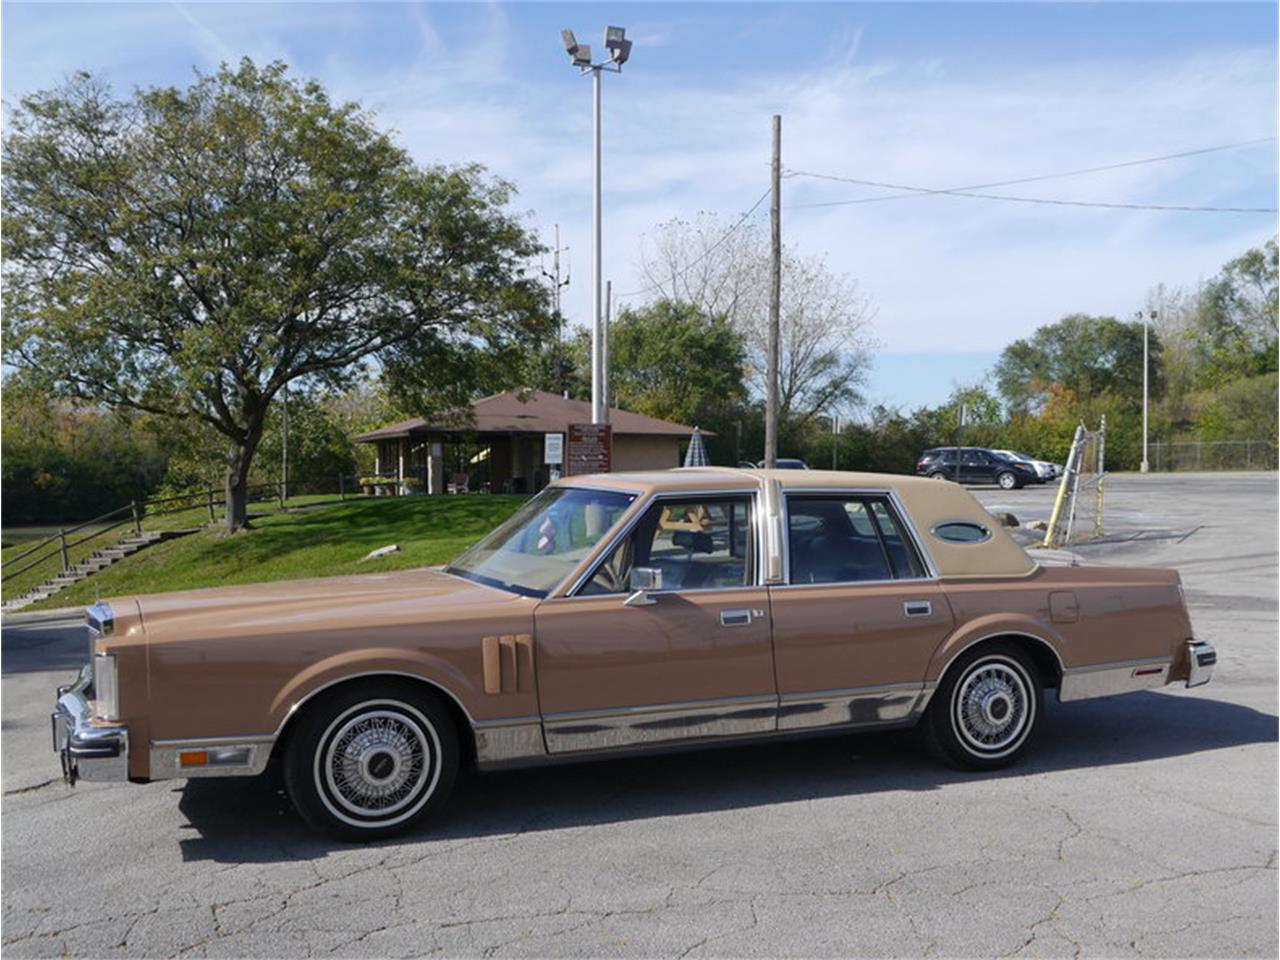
[561,26,632,425]
[1138,309,1155,472]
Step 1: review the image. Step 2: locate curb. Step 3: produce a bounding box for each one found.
[1,606,83,627]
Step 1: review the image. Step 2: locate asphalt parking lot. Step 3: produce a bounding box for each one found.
[2,471,1276,958]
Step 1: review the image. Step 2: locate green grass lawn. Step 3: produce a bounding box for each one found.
[1,493,355,602]
[11,495,526,610]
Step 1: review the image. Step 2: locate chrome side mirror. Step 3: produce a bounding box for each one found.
[624,566,663,607]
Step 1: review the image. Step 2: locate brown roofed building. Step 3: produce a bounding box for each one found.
[354,389,707,495]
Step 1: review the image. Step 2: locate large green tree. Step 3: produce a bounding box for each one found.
[994,314,1163,415]
[606,299,747,427]
[3,60,545,529]
[1188,237,1278,386]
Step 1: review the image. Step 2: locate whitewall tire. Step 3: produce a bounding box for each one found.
[924,643,1042,771]
[283,681,458,840]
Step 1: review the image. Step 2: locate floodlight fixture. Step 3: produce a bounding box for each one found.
[561,29,579,56]
[604,26,626,49]
[572,43,593,68]
[610,39,632,64]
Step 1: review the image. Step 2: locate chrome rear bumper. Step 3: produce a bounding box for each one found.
[51,664,129,785]
[1186,640,1216,688]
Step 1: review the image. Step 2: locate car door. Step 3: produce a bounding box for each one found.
[533,493,777,754]
[770,493,955,730]
[959,450,988,484]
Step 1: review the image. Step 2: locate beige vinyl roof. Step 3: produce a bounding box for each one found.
[561,467,1036,579]
[354,390,708,441]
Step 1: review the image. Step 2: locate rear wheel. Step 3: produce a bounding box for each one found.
[996,470,1020,490]
[282,681,459,841]
[924,643,1042,770]
[929,471,951,481]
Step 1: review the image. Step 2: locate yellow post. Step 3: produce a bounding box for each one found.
[1043,425,1085,548]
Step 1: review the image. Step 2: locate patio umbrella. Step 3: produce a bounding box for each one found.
[683,427,710,467]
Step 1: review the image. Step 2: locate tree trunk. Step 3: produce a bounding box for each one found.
[223,426,264,532]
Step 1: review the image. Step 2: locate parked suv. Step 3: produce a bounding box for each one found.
[916,447,1041,489]
[990,449,1060,482]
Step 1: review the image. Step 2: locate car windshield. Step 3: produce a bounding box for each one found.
[446,486,636,598]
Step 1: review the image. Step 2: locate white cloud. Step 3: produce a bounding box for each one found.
[3,3,1275,371]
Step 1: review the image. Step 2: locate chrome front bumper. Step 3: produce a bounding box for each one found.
[51,664,129,785]
[1186,639,1216,688]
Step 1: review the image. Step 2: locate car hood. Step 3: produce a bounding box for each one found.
[120,566,526,641]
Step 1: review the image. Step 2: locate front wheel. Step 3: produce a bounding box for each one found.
[923,643,1042,770]
[282,681,459,841]
[996,470,1020,490]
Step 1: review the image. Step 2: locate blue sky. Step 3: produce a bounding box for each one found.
[3,2,1276,411]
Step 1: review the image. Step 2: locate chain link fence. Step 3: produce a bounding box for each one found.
[1149,440,1277,472]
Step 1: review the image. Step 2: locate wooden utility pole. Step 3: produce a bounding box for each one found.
[764,114,782,469]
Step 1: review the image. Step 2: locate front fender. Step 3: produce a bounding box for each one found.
[267,647,478,735]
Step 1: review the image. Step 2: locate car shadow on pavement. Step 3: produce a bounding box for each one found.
[174,690,1277,863]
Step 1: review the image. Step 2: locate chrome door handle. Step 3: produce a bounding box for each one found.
[719,609,752,627]
[903,600,932,617]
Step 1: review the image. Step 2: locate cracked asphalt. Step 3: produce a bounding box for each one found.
[2,472,1276,958]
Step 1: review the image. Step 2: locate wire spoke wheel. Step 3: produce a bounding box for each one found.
[294,694,451,835]
[926,645,1042,770]
[953,661,1030,755]
[323,709,432,818]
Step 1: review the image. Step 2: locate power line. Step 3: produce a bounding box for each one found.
[617,184,772,300]
[788,136,1278,212]
[787,171,1276,214]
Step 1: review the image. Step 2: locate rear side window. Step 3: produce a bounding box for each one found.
[787,495,928,584]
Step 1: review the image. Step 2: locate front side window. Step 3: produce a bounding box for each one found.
[787,495,927,584]
[447,486,636,597]
[581,496,754,595]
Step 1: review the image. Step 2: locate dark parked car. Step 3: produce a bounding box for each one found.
[916,447,1041,489]
[740,459,811,470]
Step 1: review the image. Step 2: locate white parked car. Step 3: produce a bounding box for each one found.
[992,450,1059,482]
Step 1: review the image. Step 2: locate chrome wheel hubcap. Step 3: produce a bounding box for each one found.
[954,660,1031,756]
[319,706,437,823]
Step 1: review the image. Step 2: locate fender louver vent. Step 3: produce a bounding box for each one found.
[481,634,534,694]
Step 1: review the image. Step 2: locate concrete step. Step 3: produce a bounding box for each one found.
[4,527,198,610]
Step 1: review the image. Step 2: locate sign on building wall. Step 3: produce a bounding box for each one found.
[544,432,564,465]
[566,423,613,475]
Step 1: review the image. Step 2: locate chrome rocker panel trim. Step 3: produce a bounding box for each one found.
[1057,655,1174,702]
[778,681,936,730]
[51,666,129,784]
[542,694,778,754]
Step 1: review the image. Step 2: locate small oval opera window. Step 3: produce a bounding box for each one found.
[931,521,991,544]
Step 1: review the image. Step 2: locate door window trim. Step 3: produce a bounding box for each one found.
[564,488,765,598]
[778,488,938,588]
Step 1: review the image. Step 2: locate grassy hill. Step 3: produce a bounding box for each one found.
[17,495,527,611]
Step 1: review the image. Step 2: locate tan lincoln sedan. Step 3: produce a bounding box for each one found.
[52,469,1216,839]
